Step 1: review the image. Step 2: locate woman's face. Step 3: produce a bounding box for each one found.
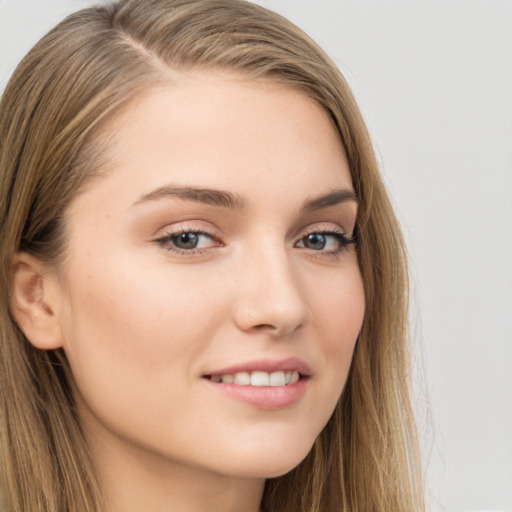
[54,71,365,480]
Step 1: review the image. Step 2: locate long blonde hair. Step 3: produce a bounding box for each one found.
[0,1,423,510]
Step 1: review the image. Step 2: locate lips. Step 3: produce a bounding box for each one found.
[202,357,311,410]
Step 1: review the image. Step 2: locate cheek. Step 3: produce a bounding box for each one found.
[58,251,225,412]
[311,261,365,352]
[307,261,365,406]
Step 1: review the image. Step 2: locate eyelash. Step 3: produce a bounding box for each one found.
[154,227,357,258]
[296,228,356,258]
[155,228,220,256]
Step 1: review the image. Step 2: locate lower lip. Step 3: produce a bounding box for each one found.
[203,378,308,411]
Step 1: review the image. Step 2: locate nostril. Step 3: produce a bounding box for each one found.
[253,323,278,330]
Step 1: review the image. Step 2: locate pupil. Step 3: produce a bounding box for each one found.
[306,233,326,250]
[174,232,199,249]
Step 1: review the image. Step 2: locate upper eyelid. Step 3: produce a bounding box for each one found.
[294,221,353,239]
[151,218,355,241]
[158,227,214,236]
[153,220,219,238]
[300,226,348,236]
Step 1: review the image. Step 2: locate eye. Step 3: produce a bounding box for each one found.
[301,233,330,250]
[172,232,209,250]
[295,230,355,254]
[155,230,219,253]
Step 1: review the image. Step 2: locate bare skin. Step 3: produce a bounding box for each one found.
[12,70,365,512]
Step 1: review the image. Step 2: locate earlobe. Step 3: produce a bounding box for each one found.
[10,253,64,350]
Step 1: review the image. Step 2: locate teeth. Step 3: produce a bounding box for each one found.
[251,371,269,386]
[289,371,299,384]
[269,371,286,386]
[210,370,301,386]
[233,372,250,385]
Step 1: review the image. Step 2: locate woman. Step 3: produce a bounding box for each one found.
[0,0,423,511]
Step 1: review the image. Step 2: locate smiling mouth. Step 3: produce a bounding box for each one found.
[204,370,302,386]
[203,361,310,409]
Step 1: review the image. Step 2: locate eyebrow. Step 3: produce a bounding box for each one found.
[132,185,357,212]
[300,188,358,214]
[133,185,247,210]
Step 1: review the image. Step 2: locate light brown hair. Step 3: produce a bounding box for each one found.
[0,1,424,510]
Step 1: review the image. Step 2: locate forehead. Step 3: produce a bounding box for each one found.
[69,70,353,217]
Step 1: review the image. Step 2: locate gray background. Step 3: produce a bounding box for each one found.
[1,1,511,510]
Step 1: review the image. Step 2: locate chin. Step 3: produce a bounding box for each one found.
[217,438,315,480]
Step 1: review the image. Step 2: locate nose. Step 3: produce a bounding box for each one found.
[231,244,310,337]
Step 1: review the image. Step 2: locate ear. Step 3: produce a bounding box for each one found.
[10,252,65,350]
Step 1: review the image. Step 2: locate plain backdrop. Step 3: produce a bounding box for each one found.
[1,1,511,511]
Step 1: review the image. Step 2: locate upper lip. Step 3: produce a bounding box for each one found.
[204,357,312,377]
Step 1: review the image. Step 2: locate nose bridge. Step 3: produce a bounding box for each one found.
[232,236,309,335]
